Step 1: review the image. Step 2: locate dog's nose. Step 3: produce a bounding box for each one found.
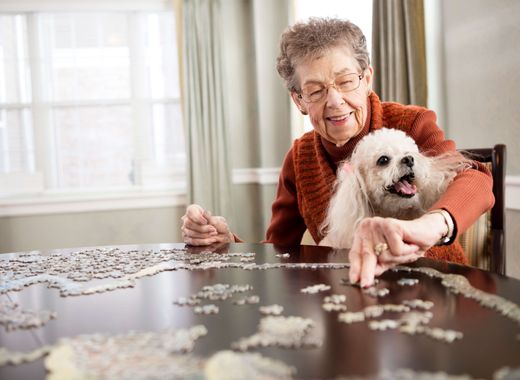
[401,155,414,168]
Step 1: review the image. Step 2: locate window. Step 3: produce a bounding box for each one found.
[292,0,373,135]
[0,10,184,202]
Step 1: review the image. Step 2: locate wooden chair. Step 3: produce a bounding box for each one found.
[459,144,506,275]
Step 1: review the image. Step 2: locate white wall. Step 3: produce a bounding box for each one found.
[439,0,520,278]
[441,0,520,172]
[0,206,184,253]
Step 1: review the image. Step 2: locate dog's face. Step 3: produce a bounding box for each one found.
[322,127,465,247]
[348,128,429,216]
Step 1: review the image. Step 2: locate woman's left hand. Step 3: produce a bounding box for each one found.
[348,212,448,287]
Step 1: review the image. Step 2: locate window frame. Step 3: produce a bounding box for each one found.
[0,3,186,216]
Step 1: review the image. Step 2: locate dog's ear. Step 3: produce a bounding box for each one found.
[320,162,371,248]
[419,151,472,209]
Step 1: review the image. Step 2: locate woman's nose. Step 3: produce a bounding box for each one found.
[325,86,345,107]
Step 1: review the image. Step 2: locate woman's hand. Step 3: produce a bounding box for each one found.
[348,212,449,287]
[181,204,235,246]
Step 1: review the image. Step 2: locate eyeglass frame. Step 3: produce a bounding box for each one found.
[297,72,365,103]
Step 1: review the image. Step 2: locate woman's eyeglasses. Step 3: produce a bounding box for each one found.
[298,73,364,103]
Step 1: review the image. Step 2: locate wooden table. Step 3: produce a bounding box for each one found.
[1,243,519,379]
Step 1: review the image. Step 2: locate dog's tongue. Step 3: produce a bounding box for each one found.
[395,179,417,195]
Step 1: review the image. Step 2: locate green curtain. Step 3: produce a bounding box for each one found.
[372,0,428,106]
[182,0,233,217]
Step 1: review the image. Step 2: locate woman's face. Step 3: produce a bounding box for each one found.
[291,47,373,146]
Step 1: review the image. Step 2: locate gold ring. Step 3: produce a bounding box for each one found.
[374,242,388,256]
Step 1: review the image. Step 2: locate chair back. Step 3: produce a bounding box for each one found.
[459,145,506,275]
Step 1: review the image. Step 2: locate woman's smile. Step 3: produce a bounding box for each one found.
[326,110,355,126]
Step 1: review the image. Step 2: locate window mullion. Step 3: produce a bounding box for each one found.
[128,12,149,188]
[27,13,57,190]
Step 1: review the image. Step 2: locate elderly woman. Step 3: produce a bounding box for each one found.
[181,18,494,287]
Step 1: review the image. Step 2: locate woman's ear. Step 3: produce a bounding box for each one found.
[364,66,374,95]
[290,91,308,115]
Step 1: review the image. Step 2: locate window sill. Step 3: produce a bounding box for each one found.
[0,188,187,217]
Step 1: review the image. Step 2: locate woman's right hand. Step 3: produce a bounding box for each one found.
[348,212,448,287]
[181,204,234,246]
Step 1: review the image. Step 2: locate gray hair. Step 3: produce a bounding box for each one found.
[276,17,370,92]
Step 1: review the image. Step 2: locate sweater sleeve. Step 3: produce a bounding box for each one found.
[408,110,495,237]
[264,148,308,246]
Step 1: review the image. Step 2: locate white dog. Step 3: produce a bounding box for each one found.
[320,128,470,249]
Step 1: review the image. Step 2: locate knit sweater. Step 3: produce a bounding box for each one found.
[265,93,494,264]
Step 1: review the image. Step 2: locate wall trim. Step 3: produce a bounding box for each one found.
[232,169,520,211]
[506,175,520,211]
[1,171,517,216]
[232,167,280,185]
